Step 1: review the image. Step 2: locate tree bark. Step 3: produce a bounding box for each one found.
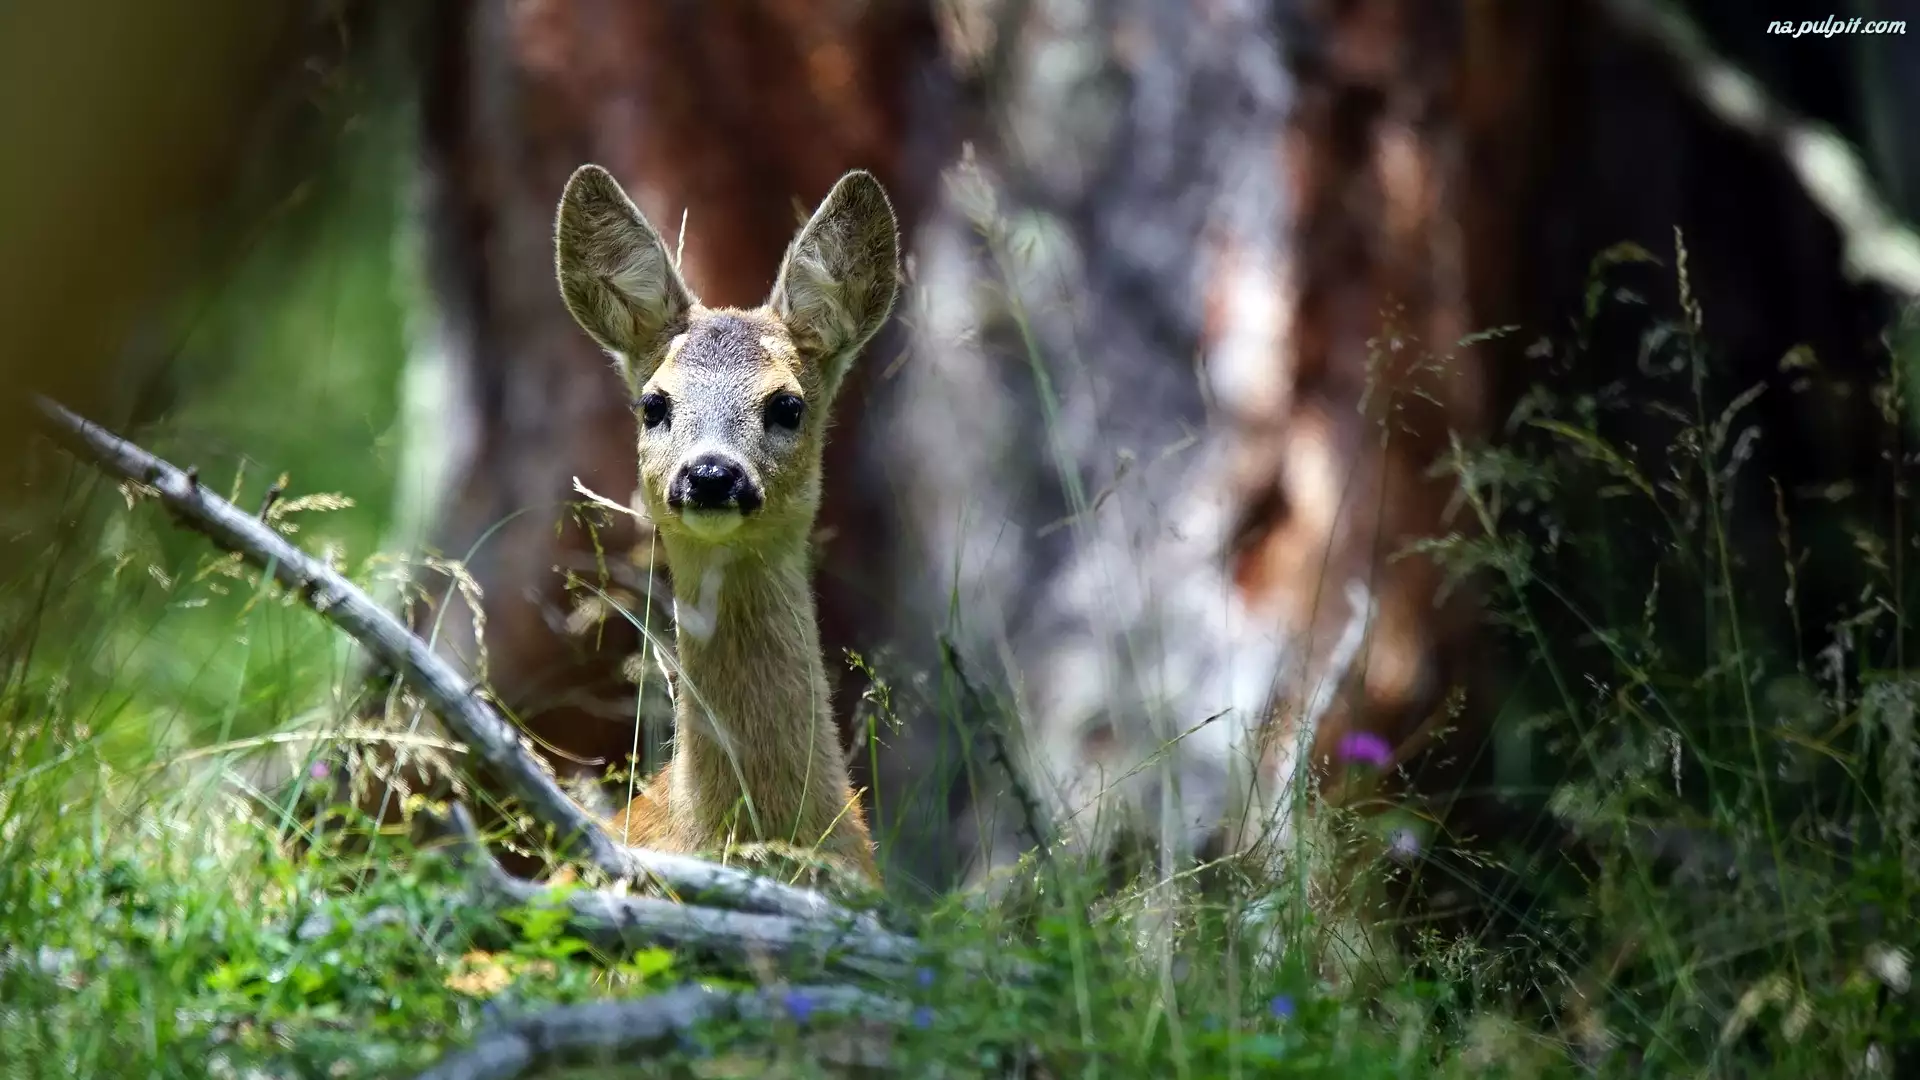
[868,0,1917,891]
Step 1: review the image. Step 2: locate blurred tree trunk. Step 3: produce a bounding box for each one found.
[873,0,1918,895]
[399,0,949,860]
[865,0,1498,890]
[862,0,1319,889]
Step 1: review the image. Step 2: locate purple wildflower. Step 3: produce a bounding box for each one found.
[1269,994,1295,1020]
[783,990,814,1024]
[1335,731,1393,769]
[309,760,330,780]
[913,1006,934,1029]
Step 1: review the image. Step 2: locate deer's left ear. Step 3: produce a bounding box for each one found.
[768,170,900,390]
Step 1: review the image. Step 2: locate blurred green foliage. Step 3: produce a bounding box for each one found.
[3,89,417,773]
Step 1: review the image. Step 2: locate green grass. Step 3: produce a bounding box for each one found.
[5,108,1920,1080]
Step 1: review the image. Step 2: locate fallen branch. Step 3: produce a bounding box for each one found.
[437,805,919,980]
[411,983,909,1080]
[31,396,879,927]
[1601,0,1920,301]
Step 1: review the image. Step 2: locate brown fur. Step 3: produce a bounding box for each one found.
[555,164,899,883]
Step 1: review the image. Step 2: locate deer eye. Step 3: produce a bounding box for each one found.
[764,392,805,432]
[638,391,670,430]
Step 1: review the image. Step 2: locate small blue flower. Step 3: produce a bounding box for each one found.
[1388,827,1421,861]
[783,990,815,1024]
[1269,994,1295,1020]
[916,966,936,989]
[912,1005,934,1029]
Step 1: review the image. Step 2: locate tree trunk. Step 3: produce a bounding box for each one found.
[867,0,1916,892]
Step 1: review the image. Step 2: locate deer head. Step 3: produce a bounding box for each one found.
[554,165,900,548]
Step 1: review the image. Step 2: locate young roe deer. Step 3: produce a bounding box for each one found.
[552,164,899,883]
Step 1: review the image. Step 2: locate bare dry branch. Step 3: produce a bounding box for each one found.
[411,983,909,1080]
[30,396,882,927]
[436,806,920,980]
[1601,0,1920,300]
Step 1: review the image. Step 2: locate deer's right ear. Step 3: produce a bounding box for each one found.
[555,165,694,384]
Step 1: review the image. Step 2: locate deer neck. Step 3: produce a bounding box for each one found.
[659,532,850,848]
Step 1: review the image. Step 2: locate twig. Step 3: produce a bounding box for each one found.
[939,636,1052,855]
[483,872,916,978]
[433,804,1040,986]
[258,473,287,520]
[614,846,890,932]
[1600,0,1920,300]
[411,983,909,1080]
[436,806,919,980]
[30,396,877,926]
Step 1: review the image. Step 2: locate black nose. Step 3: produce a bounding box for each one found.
[671,454,761,513]
[683,461,739,507]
